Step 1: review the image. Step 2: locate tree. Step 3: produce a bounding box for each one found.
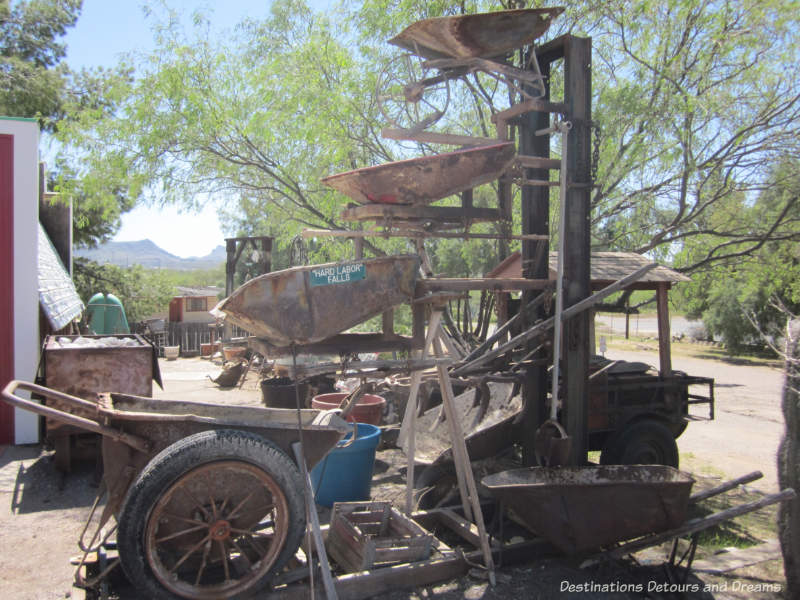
[60,0,799,285]
[575,0,800,272]
[672,159,800,352]
[0,0,81,128]
[72,258,174,323]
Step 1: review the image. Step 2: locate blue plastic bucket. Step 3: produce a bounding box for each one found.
[310,423,381,508]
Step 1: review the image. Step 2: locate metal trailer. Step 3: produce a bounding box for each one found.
[587,362,715,467]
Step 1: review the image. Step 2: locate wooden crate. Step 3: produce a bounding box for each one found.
[327,502,434,573]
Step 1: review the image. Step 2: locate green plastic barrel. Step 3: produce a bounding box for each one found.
[86,292,130,334]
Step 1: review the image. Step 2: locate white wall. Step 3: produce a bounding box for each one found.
[1,119,40,444]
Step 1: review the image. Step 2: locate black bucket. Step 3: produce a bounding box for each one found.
[260,377,309,409]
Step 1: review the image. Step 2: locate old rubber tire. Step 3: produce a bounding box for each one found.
[599,420,679,468]
[117,429,305,600]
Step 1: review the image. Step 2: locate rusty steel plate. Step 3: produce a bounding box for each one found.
[220,255,419,346]
[482,465,695,554]
[389,8,564,60]
[321,142,516,206]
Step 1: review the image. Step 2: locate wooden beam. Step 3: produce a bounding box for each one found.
[399,310,442,515]
[249,333,420,357]
[514,178,560,187]
[288,357,452,379]
[340,203,503,224]
[491,99,568,123]
[451,264,656,376]
[561,35,592,466]
[433,335,496,582]
[381,128,498,147]
[302,229,544,242]
[519,51,553,466]
[417,278,551,293]
[264,552,467,600]
[535,34,568,64]
[516,155,561,170]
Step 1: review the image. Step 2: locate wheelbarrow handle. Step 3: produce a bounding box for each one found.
[1,380,151,453]
[336,420,359,449]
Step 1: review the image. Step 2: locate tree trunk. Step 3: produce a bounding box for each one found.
[778,318,800,597]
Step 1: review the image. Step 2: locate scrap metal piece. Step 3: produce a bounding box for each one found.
[321,142,516,206]
[389,8,565,60]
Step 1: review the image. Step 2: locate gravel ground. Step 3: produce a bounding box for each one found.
[0,351,790,599]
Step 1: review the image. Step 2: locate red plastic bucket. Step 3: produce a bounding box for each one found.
[311,392,385,425]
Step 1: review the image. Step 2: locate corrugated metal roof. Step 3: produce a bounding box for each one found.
[38,223,84,330]
[176,286,222,298]
[486,251,690,284]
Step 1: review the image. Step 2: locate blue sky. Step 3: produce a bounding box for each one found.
[62,0,331,258]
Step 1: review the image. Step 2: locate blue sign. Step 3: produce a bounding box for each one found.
[309,262,366,287]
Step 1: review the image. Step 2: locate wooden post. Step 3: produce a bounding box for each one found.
[225,238,237,297]
[656,282,672,376]
[561,35,592,466]
[518,50,551,466]
[38,162,73,276]
[263,238,271,273]
[433,334,496,584]
[625,296,631,339]
[399,310,442,515]
[779,318,800,597]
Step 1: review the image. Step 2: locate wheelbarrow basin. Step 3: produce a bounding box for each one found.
[321,143,516,206]
[389,8,564,60]
[482,465,695,554]
[220,255,420,346]
[98,392,351,471]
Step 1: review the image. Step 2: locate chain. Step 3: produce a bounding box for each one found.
[590,120,601,185]
[289,235,308,266]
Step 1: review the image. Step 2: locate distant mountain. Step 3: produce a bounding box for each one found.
[75,239,226,270]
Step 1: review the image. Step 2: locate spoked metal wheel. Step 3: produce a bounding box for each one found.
[145,461,289,598]
[376,52,450,132]
[119,430,305,600]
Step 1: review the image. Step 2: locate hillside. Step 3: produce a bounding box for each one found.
[75,240,226,270]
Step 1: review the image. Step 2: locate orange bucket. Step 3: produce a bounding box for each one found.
[311,392,385,425]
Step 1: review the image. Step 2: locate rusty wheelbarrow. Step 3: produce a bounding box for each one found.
[220,254,420,346]
[377,8,564,131]
[482,466,795,563]
[482,465,695,555]
[2,379,351,599]
[321,143,516,206]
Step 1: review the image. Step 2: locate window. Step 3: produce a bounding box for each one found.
[186,297,207,312]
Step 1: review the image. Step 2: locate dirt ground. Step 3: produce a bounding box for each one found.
[0,344,791,599]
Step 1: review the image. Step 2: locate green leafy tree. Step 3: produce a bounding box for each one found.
[673,160,800,352]
[1,0,81,128]
[58,0,800,349]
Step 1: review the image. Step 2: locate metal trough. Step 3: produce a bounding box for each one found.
[321,142,516,206]
[220,255,420,346]
[389,8,564,60]
[482,465,695,554]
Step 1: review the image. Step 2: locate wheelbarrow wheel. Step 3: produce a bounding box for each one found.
[118,429,305,600]
[599,419,679,468]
